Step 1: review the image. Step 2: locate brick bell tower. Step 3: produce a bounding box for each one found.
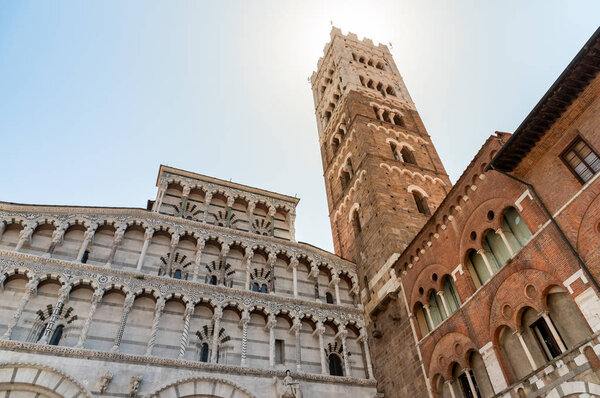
[311,28,451,396]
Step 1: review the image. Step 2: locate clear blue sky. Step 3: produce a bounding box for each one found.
[1,1,598,252]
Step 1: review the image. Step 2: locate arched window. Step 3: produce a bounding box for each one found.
[503,207,532,250]
[252,282,260,292]
[401,147,416,165]
[326,292,334,304]
[261,284,268,294]
[386,86,396,96]
[49,325,63,346]
[329,353,344,376]
[200,343,209,362]
[457,368,480,398]
[209,275,217,285]
[467,249,491,287]
[81,250,89,264]
[443,277,461,315]
[412,191,430,216]
[393,114,404,127]
[483,230,510,269]
[428,291,445,326]
[173,269,182,280]
[351,209,362,235]
[415,303,430,336]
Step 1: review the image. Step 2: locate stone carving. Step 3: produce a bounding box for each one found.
[129,375,143,397]
[97,371,113,393]
[273,370,302,398]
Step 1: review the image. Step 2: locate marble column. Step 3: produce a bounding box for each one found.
[75,224,97,262]
[210,306,223,363]
[478,249,495,276]
[244,248,254,290]
[152,182,168,212]
[267,252,277,293]
[0,222,5,240]
[111,293,135,352]
[15,223,36,252]
[239,310,250,366]
[146,298,166,356]
[331,274,341,305]
[136,227,154,271]
[339,329,351,377]
[266,313,277,368]
[437,290,450,318]
[225,196,235,228]
[496,228,515,257]
[310,263,320,301]
[290,257,299,298]
[359,331,374,379]
[39,284,72,344]
[165,233,180,277]
[218,242,231,285]
[105,226,125,268]
[464,368,477,396]
[178,302,195,359]
[178,186,191,217]
[75,289,103,348]
[192,239,205,281]
[541,311,567,352]
[424,304,434,330]
[516,331,537,371]
[268,206,276,237]
[45,224,66,258]
[445,380,457,398]
[2,278,39,339]
[202,192,213,223]
[315,321,327,375]
[247,201,256,233]
[291,317,302,371]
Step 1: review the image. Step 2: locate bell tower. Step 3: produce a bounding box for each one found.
[311,28,450,396]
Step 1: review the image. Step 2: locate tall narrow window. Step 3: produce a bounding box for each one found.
[200,343,209,362]
[209,275,217,285]
[351,209,362,235]
[401,147,416,165]
[252,282,260,292]
[561,137,600,183]
[412,191,430,216]
[49,325,63,346]
[81,250,89,264]
[261,284,268,294]
[329,353,344,376]
[326,292,334,304]
[458,369,480,398]
[275,339,285,364]
[173,269,182,279]
[37,324,48,342]
[390,143,401,161]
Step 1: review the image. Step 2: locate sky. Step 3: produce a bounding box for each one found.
[0,1,599,253]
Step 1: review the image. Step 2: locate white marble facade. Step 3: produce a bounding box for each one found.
[0,166,378,398]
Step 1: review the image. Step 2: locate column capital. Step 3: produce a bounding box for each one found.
[437,290,446,297]
[315,321,326,336]
[290,317,302,334]
[124,293,136,309]
[267,252,277,265]
[185,302,195,317]
[226,196,235,208]
[170,233,180,247]
[91,289,104,304]
[204,191,213,202]
[240,310,251,326]
[248,201,256,213]
[58,283,72,301]
[268,205,277,217]
[182,185,191,196]
[221,242,231,257]
[289,257,299,269]
[144,227,155,240]
[213,306,223,320]
[330,274,341,286]
[265,314,277,330]
[155,297,166,312]
[25,278,39,293]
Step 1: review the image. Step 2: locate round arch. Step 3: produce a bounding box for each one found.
[151,376,257,398]
[0,363,91,398]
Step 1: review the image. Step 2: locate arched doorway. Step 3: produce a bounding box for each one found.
[0,363,91,398]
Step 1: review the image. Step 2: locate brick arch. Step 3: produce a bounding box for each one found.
[151,376,257,398]
[489,268,560,339]
[427,332,478,381]
[576,190,600,271]
[458,197,522,259]
[410,263,452,309]
[0,362,91,398]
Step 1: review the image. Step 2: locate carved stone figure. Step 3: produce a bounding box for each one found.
[273,370,302,398]
[97,371,113,394]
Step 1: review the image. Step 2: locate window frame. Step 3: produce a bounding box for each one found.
[560,135,600,184]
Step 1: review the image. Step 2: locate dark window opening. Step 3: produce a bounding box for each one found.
[531,317,563,360]
[329,353,344,376]
[252,282,260,292]
[352,209,362,235]
[275,339,285,364]
[401,147,416,165]
[200,343,209,362]
[326,292,334,304]
[413,191,430,216]
[173,269,182,279]
[261,284,268,294]
[458,369,480,398]
[49,325,63,346]
[209,275,217,285]
[81,250,89,264]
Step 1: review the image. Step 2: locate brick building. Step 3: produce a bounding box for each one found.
[312,27,600,397]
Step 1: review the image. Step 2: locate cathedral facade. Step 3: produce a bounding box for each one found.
[1,24,600,398]
[311,26,600,398]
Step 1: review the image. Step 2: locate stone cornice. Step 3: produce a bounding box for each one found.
[0,250,364,321]
[0,340,377,387]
